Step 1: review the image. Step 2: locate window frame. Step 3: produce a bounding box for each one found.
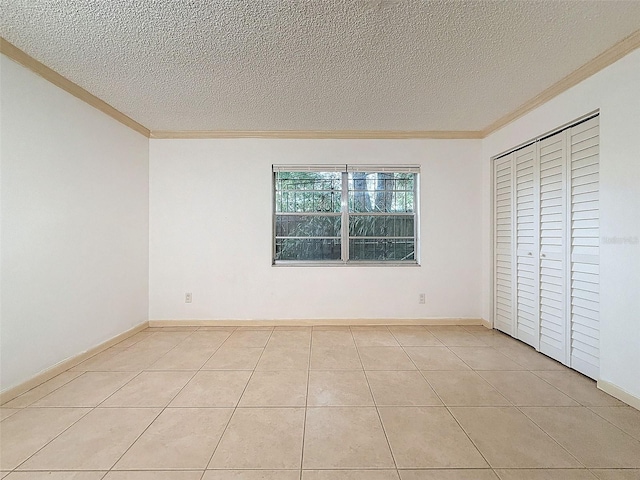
[272,165,420,267]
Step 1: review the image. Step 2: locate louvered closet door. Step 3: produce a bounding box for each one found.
[538,131,568,363]
[514,145,539,348]
[494,154,515,336]
[569,117,600,379]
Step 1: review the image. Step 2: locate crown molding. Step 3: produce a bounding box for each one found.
[0,37,150,138]
[3,28,639,141]
[149,130,483,139]
[483,29,640,137]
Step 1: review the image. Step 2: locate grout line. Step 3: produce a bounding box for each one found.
[6,326,636,475]
[9,402,95,472]
[18,329,225,475]
[3,370,86,409]
[203,327,275,471]
[453,330,589,470]
[395,333,494,471]
[351,325,400,475]
[513,404,588,468]
[299,328,313,479]
[585,405,640,442]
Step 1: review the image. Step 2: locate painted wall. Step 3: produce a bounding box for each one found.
[481,49,640,399]
[0,55,149,391]
[149,139,483,321]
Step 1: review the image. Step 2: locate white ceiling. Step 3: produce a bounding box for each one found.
[1,1,639,132]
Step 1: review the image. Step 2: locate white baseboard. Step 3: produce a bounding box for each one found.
[0,321,149,405]
[148,318,485,327]
[597,380,640,410]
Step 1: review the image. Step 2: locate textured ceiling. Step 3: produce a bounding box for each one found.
[1,1,640,132]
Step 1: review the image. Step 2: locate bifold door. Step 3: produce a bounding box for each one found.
[494,154,515,336]
[492,116,600,379]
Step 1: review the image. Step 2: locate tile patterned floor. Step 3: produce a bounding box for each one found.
[2,325,640,479]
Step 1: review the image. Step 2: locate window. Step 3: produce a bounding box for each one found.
[273,165,419,264]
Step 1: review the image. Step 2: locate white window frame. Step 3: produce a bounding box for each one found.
[272,164,420,266]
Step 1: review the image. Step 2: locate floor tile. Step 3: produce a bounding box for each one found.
[32,372,136,407]
[197,326,237,331]
[303,407,394,469]
[224,330,272,347]
[366,371,441,406]
[0,408,20,421]
[427,327,488,347]
[312,326,352,331]
[449,347,526,370]
[183,330,232,347]
[202,347,263,370]
[145,327,199,332]
[533,371,625,406]
[304,471,400,480]
[74,345,167,371]
[2,371,84,408]
[471,331,522,348]
[422,371,510,406]
[352,328,399,347]
[478,371,578,406]
[205,472,299,480]
[450,407,581,468]
[399,470,498,480]
[0,407,90,470]
[100,371,194,407]
[256,345,309,370]
[115,408,232,470]
[358,347,416,370]
[378,406,487,468]
[496,342,566,370]
[114,331,155,348]
[147,343,218,370]
[589,470,640,480]
[105,472,203,480]
[20,408,159,470]
[69,347,129,371]
[494,470,597,479]
[5,473,106,479]
[312,330,355,346]
[239,370,308,406]
[235,326,274,331]
[268,329,311,348]
[308,370,373,406]
[169,371,251,407]
[388,326,443,346]
[589,407,640,441]
[463,325,494,334]
[210,408,304,469]
[133,332,193,350]
[310,345,362,370]
[404,347,470,370]
[521,407,640,468]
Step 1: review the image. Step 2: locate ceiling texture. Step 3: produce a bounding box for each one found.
[1,0,640,133]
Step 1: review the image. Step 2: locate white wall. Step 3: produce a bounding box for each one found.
[150,139,483,321]
[0,55,149,391]
[482,49,640,399]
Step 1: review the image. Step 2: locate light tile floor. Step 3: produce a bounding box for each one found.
[2,325,640,479]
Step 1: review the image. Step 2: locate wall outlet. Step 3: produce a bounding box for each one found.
[419,293,426,304]
[185,292,192,303]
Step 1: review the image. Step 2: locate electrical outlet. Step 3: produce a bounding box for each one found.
[419,293,426,304]
[185,292,192,303]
